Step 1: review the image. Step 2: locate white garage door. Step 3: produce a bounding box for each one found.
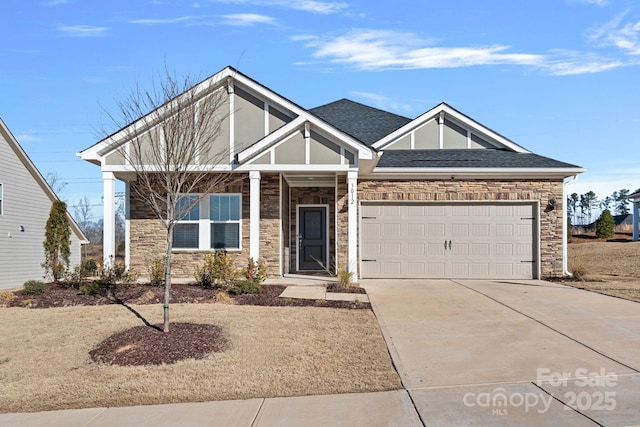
[361,203,537,279]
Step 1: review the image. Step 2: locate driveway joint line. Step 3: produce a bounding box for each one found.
[249,398,266,427]
[530,381,604,427]
[82,407,108,426]
[451,280,640,375]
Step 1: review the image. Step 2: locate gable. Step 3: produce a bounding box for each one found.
[375,103,526,153]
[241,122,357,168]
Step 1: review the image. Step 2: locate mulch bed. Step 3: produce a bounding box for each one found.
[4,283,370,310]
[89,323,227,366]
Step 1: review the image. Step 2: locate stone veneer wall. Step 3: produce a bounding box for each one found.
[289,186,336,272]
[358,179,565,278]
[129,175,252,278]
[259,173,281,277]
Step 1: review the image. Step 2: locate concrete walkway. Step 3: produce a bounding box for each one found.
[0,390,421,427]
[363,279,640,426]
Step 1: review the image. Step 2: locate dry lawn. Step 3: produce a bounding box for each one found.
[567,240,640,303]
[0,303,401,413]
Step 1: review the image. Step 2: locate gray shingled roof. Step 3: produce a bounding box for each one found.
[309,99,411,147]
[377,149,582,169]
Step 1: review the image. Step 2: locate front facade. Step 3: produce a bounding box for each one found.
[79,67,584,281]
[0,119,87,289]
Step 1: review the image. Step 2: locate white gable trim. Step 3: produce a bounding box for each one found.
[373,103,529,153]
[237,116,373,165]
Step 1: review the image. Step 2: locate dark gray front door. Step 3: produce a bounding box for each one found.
[298,206,327,270]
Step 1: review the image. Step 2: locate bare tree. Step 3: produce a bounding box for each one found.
[45,172,68,198]
[104,69,233,332]
[73,195,93,234]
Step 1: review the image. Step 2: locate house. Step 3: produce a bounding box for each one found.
[79,66,584,281]
[628,189,640,241]
[0,119,88,289]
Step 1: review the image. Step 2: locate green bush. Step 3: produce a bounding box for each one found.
[242,257,266,282]
[595,209,615,239]
[23,280,46,295]
[95,258,137,298]
[79,282,101,296]
[148,258,165,287]
[194,252,238,288]
[82,259,98,276]
[229,279,261,295]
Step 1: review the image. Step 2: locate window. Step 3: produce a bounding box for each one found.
[172,193,242,251]
[210,194,241,249]
[173,195,200,249]
[0,183,3,215]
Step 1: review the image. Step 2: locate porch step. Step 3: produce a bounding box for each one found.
[278,285,369,303]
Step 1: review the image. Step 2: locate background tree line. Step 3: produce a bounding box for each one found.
[567,189,630,226]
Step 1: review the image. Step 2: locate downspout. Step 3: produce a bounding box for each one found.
[563,175,579,276]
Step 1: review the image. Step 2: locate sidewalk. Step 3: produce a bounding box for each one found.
[0,390,422,427]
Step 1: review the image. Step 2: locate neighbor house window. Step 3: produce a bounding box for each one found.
[172,195,200,249]
[210,194,241,249]
[0,183,3,215]
[171,193,242,251]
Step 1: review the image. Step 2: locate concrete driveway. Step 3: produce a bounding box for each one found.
[363,279,640,426]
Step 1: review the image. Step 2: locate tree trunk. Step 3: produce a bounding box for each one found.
[163,224,174,333]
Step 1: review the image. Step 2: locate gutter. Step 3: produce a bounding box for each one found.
[563,174,579,277]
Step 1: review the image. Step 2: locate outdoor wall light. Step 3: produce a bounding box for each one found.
[19,225,25,232]
[547,199,557,211]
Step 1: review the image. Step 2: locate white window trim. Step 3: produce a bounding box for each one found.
[172,192,243,252]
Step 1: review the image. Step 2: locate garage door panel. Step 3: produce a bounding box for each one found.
[361,203,537,279]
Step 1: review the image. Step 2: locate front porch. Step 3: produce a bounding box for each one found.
[102,171,360,281]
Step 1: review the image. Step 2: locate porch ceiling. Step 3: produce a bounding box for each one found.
[284,173,337,187]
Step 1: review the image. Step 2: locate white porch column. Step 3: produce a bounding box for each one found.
[102,172,116,266]
[347,170,358,282]
[124,181,131,269]
[249,170,261,260]
[633,201,639,242]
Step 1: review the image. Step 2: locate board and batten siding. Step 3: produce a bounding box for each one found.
[0,122,83,289]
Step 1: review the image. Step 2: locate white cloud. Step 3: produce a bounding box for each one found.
[574,0,610,6]
[208,0,347,14]
[219,13,276,26]
[589,12,640,55]
[57,25,108,37]
[15,133,42,143]
[301,29,544,70]
[350,91,415,115]
[128,16,198,25]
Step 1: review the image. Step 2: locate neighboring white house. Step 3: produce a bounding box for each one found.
[629,189,640,242]
[0,119,88,289]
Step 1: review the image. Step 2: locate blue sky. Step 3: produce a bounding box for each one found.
[2,0,639,220]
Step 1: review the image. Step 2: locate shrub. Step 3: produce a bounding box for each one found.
[595,209,615,239]
[82,258,98,276]
[569,262,590,281]
[242,257,266,283]
[79,282,101,296]
[65,264,88,288]
[95,259,137,298]
[194,252,238,288]
[42,200,71,282]
[229,279,261,295]
[23,280,46,295]
[336,267,354,289]
[148,258,165,287]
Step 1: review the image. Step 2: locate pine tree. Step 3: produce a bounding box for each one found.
[595,209,615,239]
[43,200,71,281]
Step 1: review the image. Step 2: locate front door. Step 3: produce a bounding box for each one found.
[298,206,328,271]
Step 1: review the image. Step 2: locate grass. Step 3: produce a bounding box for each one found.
[0,303,401,413]
[566,239,640,303]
